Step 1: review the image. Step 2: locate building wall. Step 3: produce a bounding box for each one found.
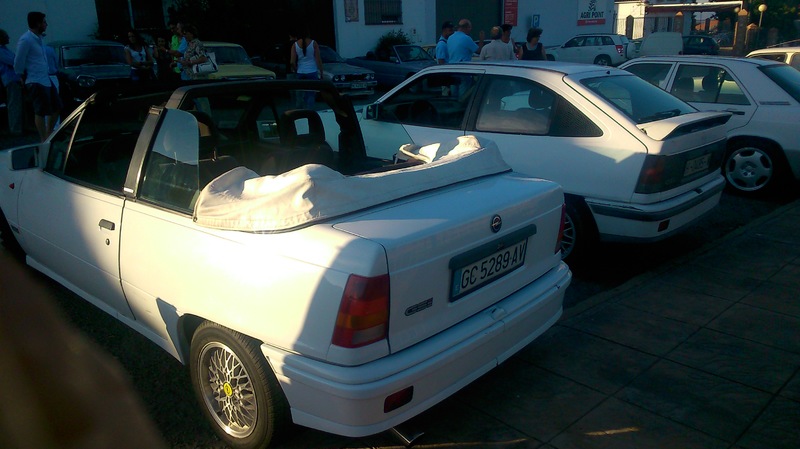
[2,0,99,45]
[516,0,616,47]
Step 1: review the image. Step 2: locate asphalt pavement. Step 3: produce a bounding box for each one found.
[1,128,798,448]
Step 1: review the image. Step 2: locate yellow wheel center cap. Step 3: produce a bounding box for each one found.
[223,382,233,397]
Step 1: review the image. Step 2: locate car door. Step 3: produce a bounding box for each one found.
[557,36,586,63]
[361,70,484,158]
[17,105,136,318]
[666,63,756,133]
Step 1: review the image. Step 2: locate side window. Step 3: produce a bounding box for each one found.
[790,55,800,70]
[625,63,673,90]
[377,72,479,129]
[672,64,749,105]
[45,103,140,192]
[564,37,581,48]
[139,109,201,212]
[602,36,614,46]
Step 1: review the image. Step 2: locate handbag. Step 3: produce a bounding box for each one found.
[192,52,218,74]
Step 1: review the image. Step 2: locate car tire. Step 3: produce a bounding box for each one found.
[561,198,596,263]
[594,55,612,66]
[190,321,291,449]
[0,209,24,257]
[723,140,786,195]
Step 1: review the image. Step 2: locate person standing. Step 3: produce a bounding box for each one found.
[447,19,484,63]
[124,29,154,83]
[14,11,61,142]
[501,24,517,58]
[177,23,207,81]
[519,28,547,61]
[435,21,454,64]
[289,27,323,108]
[480,26,515,61]
[0,29,23,135]
[153,33,175,82]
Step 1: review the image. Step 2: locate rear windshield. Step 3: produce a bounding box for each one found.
[760,64,800,103]
[581,74,696,124]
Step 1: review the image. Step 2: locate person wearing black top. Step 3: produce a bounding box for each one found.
[519,27,547,61]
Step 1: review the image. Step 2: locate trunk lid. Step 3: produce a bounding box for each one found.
[333,173,564,354]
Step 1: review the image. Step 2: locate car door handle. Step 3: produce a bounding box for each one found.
[99,219,115,231]
[724,109,745,115]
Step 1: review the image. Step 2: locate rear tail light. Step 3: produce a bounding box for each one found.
[332,274,389,348]
[615,44,624,55]
[635,155,668,193]
[556,203,566,255]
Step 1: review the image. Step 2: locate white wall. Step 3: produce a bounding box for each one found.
[1,0,99,46]
[334,0,436,58]
[515,0,615,47]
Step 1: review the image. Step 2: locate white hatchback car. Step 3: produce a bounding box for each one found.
[621,56,800,194]
[746,46,800,70]
[361,61,731,260]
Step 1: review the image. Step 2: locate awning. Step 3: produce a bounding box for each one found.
[646,1,744,14]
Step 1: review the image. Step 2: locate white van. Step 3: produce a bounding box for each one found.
[638,32,683,57]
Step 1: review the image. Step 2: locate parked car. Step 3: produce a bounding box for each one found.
[682,35,720,55]
[747,46,800,70]
[318,45,377,96]
[0,79,571,448]
[546,33,635,66]
[49,40,131,116]
[360,61,730,260]
[620,55,800,194]
[347,44,436,87]
[199,41,276,80]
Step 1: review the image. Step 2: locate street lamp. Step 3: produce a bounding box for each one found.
[758,4,767,28]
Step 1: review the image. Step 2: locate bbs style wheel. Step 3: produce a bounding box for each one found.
[190,322,290,449]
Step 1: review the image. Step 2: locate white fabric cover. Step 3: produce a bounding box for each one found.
[193,136,510,231]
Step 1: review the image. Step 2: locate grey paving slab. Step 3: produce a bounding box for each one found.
[549,397,728,449]
[399,397,544,449]
[693,235,798,280]
[519,326,658,395]
[768,262,800,290]
[741,281,800,318]
[616,360,772,442]
[708,303,800,354]
[736,397,800,449]
[616,281,734,326]
[457,358,606,442]
[563,303,698,357]
[780,371,800,402]
[656,264,761,301]
[667,328,800,393]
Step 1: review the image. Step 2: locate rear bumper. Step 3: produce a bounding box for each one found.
[588,175,725,242]
[260,262,571,437]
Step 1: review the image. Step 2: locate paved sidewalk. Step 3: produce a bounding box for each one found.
[290,199,800,449]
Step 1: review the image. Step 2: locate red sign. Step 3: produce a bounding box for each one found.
[503,0,518,26]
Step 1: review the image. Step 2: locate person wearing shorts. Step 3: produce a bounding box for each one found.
[14,11,61,141]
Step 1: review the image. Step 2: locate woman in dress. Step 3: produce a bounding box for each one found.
[518,28,547,61]
[124,29,154,83]
[178,23,208,80]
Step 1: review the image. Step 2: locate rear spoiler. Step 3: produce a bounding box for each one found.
[638,111,731,140]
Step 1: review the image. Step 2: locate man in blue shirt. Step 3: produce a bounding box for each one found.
[435,21,454,64]
[447,19,484,63]
[0,28,23,135]
[14,12,61,141]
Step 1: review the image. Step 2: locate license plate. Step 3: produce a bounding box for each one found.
[684,153,711,177]
[351,82,367,89]
[451,239,528,300]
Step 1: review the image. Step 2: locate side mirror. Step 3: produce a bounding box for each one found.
[11,145,40,170]
[364,103,380,120]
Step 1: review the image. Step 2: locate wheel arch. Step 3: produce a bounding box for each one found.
[725,135,789,170]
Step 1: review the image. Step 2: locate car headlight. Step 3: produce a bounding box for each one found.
[367,73,375,80]
[332,75,341,82]
[76,75,96,88]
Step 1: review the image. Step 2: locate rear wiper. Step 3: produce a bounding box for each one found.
[638,109,682,123]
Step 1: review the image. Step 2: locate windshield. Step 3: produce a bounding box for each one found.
[394,45,434,63]
[319,46,345,63]
[760,64,800,103]
[581,74,696,124]
[205,46,251,65]
[61,45,127,67]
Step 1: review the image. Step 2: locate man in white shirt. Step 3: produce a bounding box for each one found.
[480,26,515,61]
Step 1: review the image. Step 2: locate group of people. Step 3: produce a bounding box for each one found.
[0,11,214,141]
[435,19,547,64]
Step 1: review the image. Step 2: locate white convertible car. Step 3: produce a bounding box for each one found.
[0,80,571,448]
